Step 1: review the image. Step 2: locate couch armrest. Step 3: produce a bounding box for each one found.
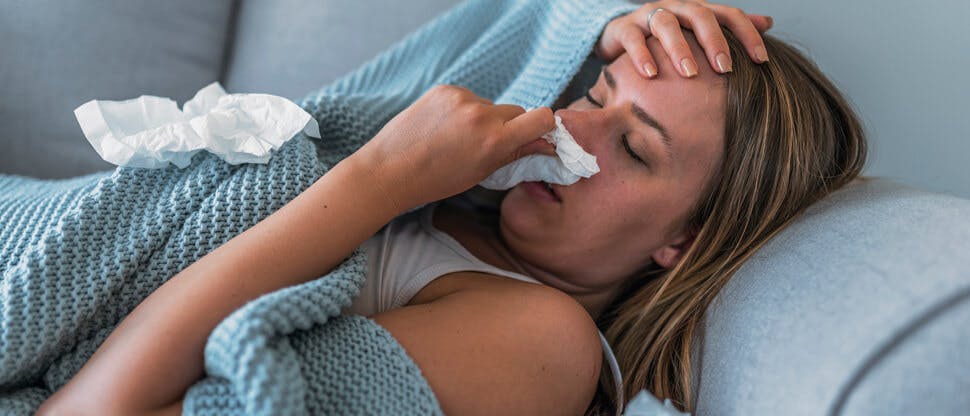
[834,288,970,416]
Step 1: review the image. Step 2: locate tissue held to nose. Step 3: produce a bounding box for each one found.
[74,82,320,169]
[479,115,599,190]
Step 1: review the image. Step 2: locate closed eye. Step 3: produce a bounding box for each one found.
[622,136,646,165]
[584,91,602,108]
[585,90,648,167]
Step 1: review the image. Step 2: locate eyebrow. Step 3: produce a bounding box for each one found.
[602,68,675,160]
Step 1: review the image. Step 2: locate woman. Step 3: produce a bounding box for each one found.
[39,0,865,415]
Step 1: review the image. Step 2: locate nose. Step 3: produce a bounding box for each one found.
[553,108,613,156]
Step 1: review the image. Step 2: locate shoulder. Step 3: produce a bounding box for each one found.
[371,280,603,415]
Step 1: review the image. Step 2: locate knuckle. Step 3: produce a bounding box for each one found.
[462,105,490,123]
[725,7,746,19]
[682,2,704,14]
[428,84,454,100]
[654,10,677,25]
[450,89,475,106]
[428,84,452,95]
[619,25,644,44]
[696,6,718,23]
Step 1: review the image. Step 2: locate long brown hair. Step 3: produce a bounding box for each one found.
[587,29,868,414]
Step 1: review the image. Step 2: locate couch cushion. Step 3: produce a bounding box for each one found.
[838,292,970,415]
[0,0,235,179]
[693,177,970,415]
[223,0,463,101]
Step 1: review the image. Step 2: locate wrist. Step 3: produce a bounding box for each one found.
[338,151,413,216]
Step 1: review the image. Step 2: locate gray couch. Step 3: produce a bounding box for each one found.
[2,1,967,414]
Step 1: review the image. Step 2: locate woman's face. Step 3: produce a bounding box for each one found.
[500,35,726,294]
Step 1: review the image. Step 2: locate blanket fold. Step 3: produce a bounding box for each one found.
[0,0,638,414]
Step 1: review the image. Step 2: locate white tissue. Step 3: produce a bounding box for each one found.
[622,390,690,416]
[74,82,321,169]
[479,114,598,190]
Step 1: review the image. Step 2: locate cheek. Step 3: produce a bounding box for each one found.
[567,176,649,234]
[578,164,643,209]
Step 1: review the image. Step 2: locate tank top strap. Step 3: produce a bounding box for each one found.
[424,201,626,413]
[598,330,625,415]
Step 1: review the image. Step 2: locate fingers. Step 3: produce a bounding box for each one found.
[502,107,555,153]
[491,103,526,120]
[747,14,774,33]
[708,5,769,63]
[515,138,557,158]
[608,1,772,80]
[670,3,733,74]
[594,20,626,62]
[644,9,699,77]
[616,23,658,78]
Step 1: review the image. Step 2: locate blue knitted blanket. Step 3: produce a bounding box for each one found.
[0,0,637,414]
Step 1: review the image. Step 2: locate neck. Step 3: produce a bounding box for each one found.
[435,199,626,321]
[486,235,628,321]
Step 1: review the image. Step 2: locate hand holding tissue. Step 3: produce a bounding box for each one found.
[74,82,320,169]
[479,114,599,190]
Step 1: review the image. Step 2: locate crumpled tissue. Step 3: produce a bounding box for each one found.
[73,82,321,169]
[479,114,598,190]
[622,390,690,416]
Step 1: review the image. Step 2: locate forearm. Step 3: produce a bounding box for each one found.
[39,155,401,415]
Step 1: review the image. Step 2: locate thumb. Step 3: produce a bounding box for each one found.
[503,107,555,151]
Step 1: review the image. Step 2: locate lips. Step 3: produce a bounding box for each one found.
[545,182,562,202]
[522,181,561,203]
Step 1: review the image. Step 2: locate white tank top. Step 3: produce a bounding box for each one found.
[341,201,624,408]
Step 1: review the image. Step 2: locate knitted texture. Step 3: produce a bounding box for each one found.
[0,0,638,414]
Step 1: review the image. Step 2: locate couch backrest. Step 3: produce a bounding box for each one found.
[0,0,236,178]
[222,0,463,101]
[694,177,970,415]
[0,0,462,180]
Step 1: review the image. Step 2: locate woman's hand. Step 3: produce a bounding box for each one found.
[595,0,774,78]
[352,85,555,213]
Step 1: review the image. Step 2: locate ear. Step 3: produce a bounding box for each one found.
[650,229,696,270]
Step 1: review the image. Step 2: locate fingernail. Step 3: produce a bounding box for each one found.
[755,45,769,63]
[715,53,732,73]
[643,62,658,78]
[681,58,698,77]
[766,16,774,28]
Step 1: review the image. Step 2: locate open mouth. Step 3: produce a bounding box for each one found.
[522,181,561,203]
[544,182,562,202]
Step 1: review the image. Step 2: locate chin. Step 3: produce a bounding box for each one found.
[501,187,542,225]
[499,187,560,244]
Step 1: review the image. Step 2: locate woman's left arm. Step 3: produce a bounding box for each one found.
[596,0,774,78]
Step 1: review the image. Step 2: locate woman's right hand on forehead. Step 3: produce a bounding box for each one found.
[595,0,773,78]
[350,85,555,213]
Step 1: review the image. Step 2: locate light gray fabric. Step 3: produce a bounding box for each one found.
[838,291,970,415]
[222,0,463,100]
[693,177,970,415]
[0,0,234,179]
[3,1,968,413]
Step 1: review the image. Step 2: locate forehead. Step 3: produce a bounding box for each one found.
[604,36,726,164]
